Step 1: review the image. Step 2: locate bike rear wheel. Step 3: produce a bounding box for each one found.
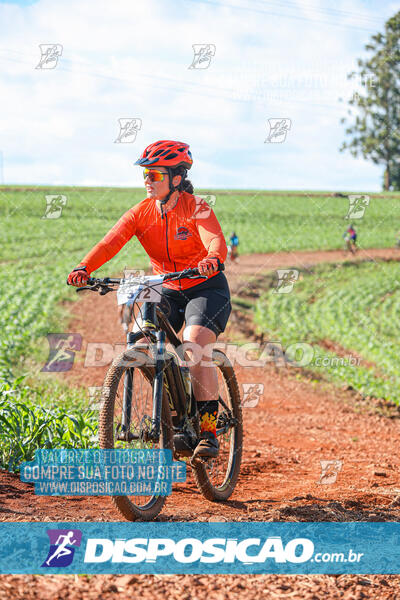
[192,349,243,501]
[99,346,173,521]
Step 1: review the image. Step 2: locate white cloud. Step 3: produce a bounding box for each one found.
[0,0,394,190]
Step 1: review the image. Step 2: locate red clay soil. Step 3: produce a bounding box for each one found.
[2,248,400,598]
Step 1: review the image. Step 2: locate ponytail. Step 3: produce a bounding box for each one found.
[182,178,194,194]
[171,166,194,194]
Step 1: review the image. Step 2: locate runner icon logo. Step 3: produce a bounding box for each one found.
[42,529,82,567]
[35,44,63,69]
[42,194,67,219]
[41,333,82,372]
[318,460,343,485]
[88,386,105,411]
[274,269,299,294]
[345,195,370,220]
[242,383,264,408]
[264,118,291,143]
[114,118,142,144]
[123,268,145,280]
[191,195,216,220]
[188,44,216,69]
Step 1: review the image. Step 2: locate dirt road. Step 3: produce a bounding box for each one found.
[2,247,400,598]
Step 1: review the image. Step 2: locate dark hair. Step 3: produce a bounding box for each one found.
[171,166,194,194]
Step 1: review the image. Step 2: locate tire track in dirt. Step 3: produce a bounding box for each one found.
[2,247,400,598]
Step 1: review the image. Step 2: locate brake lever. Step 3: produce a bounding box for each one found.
[99,286,114,295]
[76,283,115,295]
[76,285,98,293]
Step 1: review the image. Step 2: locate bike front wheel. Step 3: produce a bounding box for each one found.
[99,346,173,521]
[192,349,243,501]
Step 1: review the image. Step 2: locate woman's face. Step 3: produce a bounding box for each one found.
[144,167,181,201]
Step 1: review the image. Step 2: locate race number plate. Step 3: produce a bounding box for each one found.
[117,276,164,306]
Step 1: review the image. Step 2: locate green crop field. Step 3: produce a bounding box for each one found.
[1,184,400,383]
[1,185,400,467]
[254,260,400,403]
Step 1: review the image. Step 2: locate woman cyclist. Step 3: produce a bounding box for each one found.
[67,140,231,459]
[228,231,239,262]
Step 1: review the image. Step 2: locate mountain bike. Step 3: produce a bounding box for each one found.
[343,235,357,255]
[227,244,239,263]
[75,266,243,521]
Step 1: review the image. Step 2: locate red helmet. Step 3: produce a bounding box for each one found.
[135,140,193,170]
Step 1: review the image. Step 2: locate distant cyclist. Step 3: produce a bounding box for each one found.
[228,231,239,262]
[343,224,357,254]
[67,140,230,459]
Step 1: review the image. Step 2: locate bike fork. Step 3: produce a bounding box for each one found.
[119,330,165,443]
[119,332,140,441]
[150,330,166,442]
[120,369,133,439]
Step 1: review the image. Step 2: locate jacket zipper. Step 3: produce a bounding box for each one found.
[165,213,172,262]
[164,213,180,289]
[176,258,181,289]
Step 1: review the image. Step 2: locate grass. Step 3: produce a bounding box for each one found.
[1,185,399,467]
[2,184,400,382]
[0,376,98,472]
[254,260,400,403]
[2,186,400,268]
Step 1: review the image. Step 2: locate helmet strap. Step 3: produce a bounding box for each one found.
[159,168,179,219]
[159,168,175,205]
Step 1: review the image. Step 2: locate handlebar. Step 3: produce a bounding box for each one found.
[71,263,224,294]
[163,263,224,281]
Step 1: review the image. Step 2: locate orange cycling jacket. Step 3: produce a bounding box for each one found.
[78,191,227,290]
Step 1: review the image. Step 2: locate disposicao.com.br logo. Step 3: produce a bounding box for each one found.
[82,536,362,565]
[42,529,82,567]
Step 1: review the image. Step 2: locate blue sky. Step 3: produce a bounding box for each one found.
[0,0,399,190]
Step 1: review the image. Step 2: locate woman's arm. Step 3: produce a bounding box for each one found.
[76,209,136,274]
[194,200,228,263]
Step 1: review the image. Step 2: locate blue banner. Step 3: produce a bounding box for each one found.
[19,449,186,496]
[1,522,400,574]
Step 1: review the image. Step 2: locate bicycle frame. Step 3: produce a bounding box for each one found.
[121,303,235,445]
[73,264,228,444]
[120,301,189,444]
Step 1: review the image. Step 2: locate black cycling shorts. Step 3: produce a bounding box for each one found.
[160,272,231,337]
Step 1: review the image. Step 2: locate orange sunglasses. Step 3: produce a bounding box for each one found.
[143,168,168,182]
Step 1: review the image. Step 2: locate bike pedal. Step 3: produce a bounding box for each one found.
[173,431,197,455]
[174,448,193,459]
